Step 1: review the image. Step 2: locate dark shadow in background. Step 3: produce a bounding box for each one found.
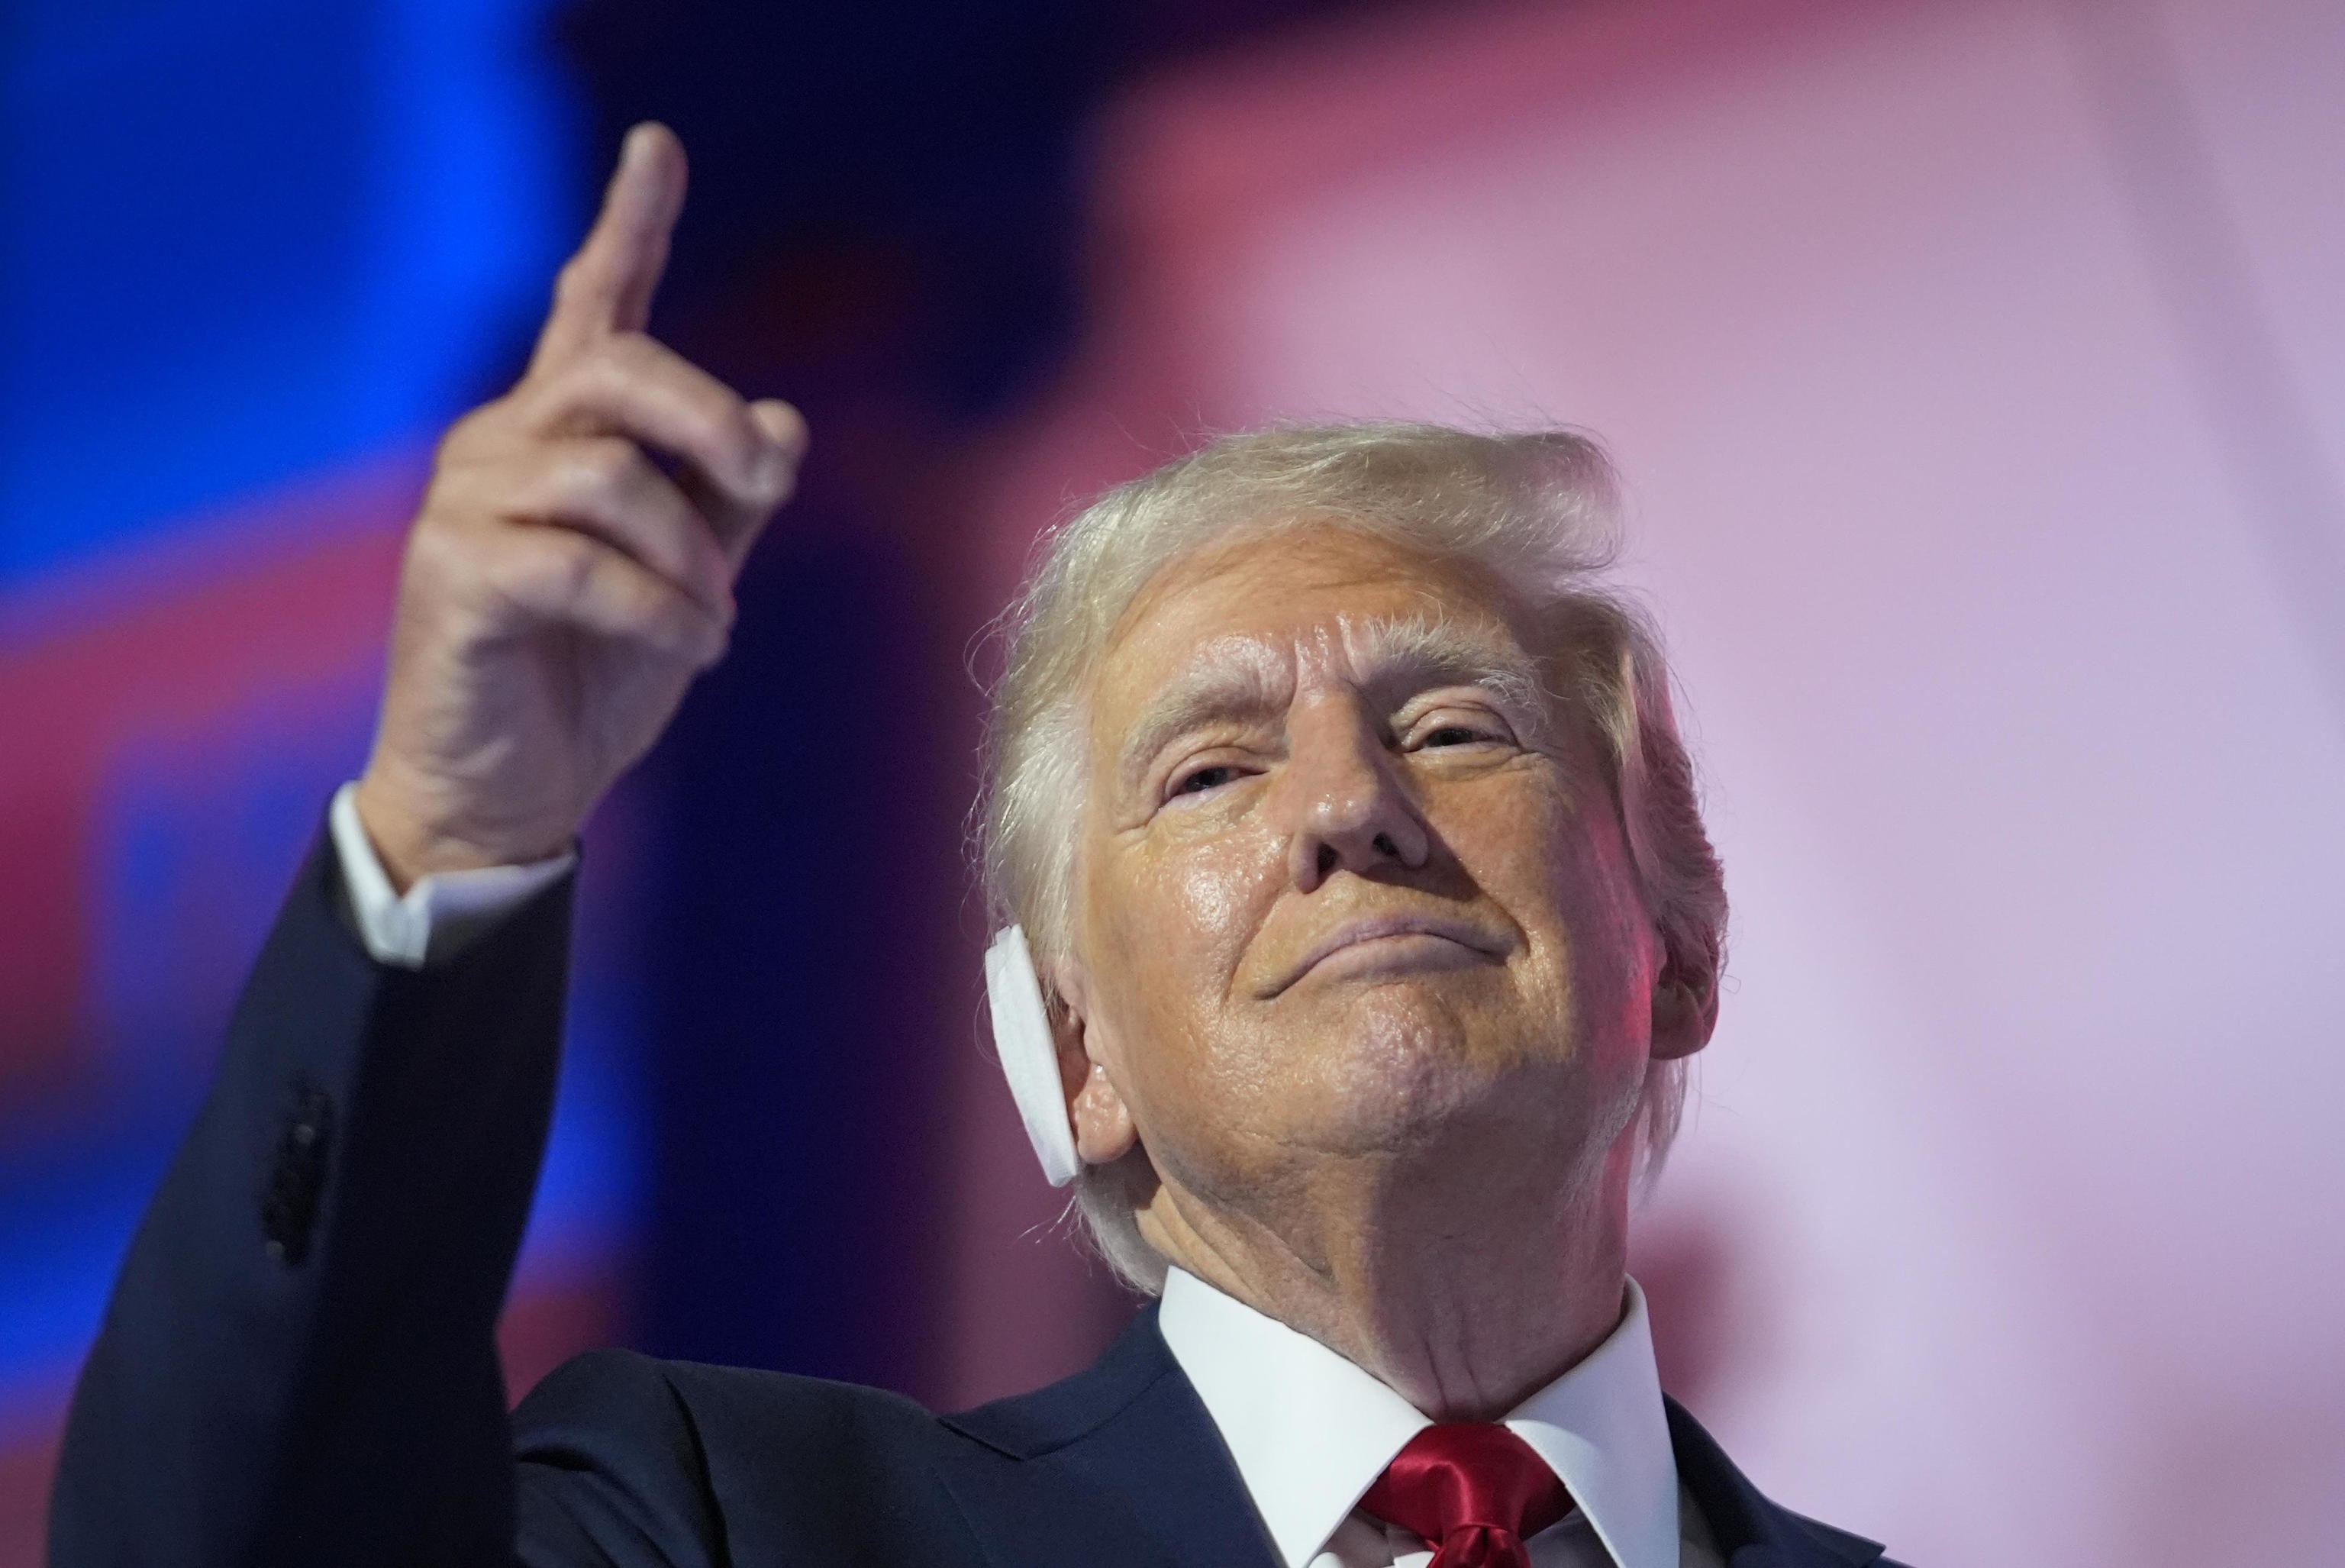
[547,0,1380,1402]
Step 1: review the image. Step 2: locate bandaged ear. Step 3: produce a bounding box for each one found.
[983,925,1081,1186]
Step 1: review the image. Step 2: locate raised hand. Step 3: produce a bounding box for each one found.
[353,123,805,889]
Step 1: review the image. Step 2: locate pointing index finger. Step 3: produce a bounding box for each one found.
[531,122,688,373]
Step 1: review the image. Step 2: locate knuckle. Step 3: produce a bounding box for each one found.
[400,513,467,589]
[489,531,589,613]
[435,402,502,463]
[566,437,639,498]
[552,256,595,305]
[407,508,466,563]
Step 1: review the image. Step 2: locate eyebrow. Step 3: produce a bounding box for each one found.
[1352,614,1550,727]
[1113,638,1293,789]
[1111,614,1553,789]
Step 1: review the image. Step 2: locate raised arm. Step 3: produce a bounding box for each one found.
[48,124,802,1568]
[355,121,802,891]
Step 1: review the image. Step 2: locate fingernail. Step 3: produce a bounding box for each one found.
[623,122,673,178]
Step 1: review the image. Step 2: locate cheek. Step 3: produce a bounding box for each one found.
[1542,797,1660,1062]
[1163,834,1263,950]
[1091,823,1285,1087]
[1442,771,1654,1050]
[1437,771,1579,934]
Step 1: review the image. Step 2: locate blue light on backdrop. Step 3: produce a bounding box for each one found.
[2,0,576,586]
[0,0,640,1508]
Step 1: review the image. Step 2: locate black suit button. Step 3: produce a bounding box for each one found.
[260,1080,335,1264]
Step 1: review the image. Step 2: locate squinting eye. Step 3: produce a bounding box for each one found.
[1423,724,1483,747]
[1173,764,1241,796]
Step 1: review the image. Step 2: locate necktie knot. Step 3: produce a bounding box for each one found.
[1360,1424,1572,1568]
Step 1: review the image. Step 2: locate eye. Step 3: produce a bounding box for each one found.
[1406,708,1514,750]
[1170,763,1243,798]
[1153,739,1267,812]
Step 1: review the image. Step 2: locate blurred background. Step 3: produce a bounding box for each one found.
[4,0,2341,1560]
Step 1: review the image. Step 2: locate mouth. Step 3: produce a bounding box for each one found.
[1264,911,1509,997]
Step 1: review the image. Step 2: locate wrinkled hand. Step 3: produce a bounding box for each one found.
[355,124,803,889]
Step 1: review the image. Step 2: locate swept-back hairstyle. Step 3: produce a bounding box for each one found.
[976,423,1725,1292]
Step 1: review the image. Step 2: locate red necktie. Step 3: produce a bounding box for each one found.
[1360,1424,1574,1568]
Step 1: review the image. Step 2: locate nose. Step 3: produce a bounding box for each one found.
[1282,699,1432,892]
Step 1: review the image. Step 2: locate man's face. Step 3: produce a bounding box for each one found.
[1068,524,1671,1242]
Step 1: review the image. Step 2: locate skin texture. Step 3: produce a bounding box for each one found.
[354,123,804,888]
[1055,528,1714,1421]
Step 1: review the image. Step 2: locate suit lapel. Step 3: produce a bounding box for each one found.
[931,1310,1889,1568]
[1665,1398,1889,1568]
[936,1304,1284,1568]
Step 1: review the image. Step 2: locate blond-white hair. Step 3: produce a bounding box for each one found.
[976,423,1725,1292]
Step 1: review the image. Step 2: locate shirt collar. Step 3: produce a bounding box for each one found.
[1156,1267,1680,1568]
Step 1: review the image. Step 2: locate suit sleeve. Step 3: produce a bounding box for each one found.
[48,821,577,1568]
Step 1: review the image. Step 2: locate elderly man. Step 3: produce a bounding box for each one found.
[50,126,1901,1568]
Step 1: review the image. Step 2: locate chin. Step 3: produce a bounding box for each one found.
[1298,982,1560,1156]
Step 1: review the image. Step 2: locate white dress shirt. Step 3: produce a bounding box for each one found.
[326,783,1723,1568]
[327,782,574,966]
[1158,1268,1722,1568]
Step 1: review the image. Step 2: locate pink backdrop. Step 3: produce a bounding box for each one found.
[934,1,2345,1561]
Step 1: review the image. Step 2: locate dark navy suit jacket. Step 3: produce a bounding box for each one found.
[49,831,1903,1568]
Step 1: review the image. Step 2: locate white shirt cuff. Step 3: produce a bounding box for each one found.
[327,781,577,968]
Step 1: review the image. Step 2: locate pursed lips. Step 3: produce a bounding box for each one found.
[1263,911,1509,996]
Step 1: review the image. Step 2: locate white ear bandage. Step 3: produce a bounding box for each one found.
[983,925,1082,1186]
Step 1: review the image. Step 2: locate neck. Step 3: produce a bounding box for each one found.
[1142,1122,1637,1421]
